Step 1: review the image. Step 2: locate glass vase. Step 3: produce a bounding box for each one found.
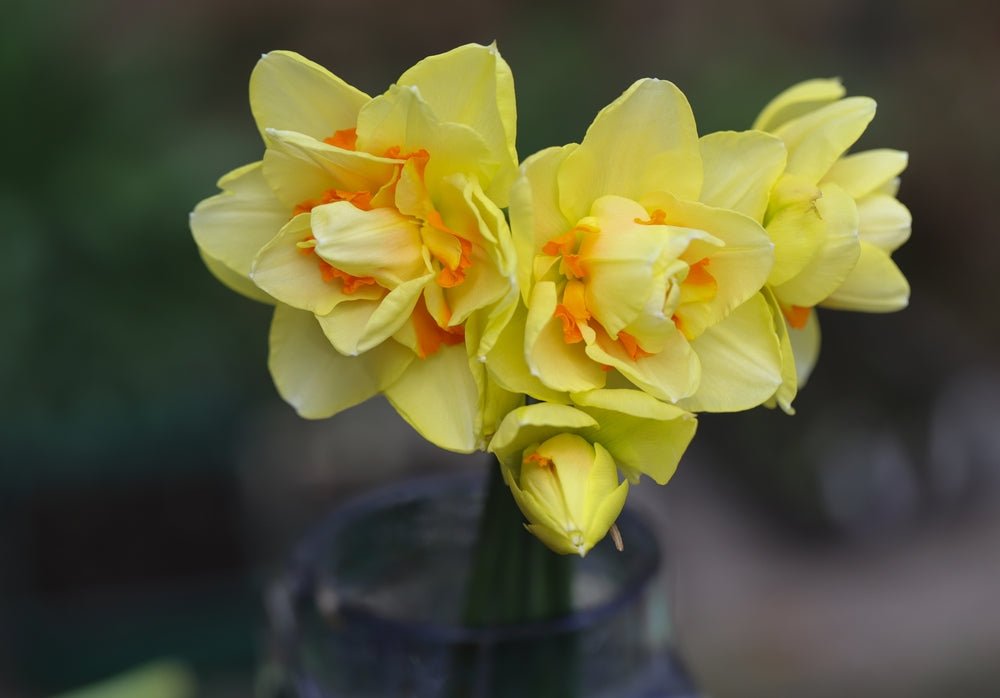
[266,471,699,698]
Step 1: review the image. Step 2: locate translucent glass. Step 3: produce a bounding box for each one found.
[268,472,699,698]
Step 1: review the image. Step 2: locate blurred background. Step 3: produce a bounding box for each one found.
[2,0,999,696]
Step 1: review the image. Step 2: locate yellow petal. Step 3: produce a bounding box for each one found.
[355,85,494,193]
[310,202,425,287]
[190,161,288,279]
[268,304,412,419]
[251,213,380,314]
[261,129,397,210]
[397,43,518,206]
[759,288,798,414]
[509,145,575,301]
[583,478,629,553]
[774,97,876,184]
[771,183,861,308]
[198,249,273,304]
[752,78,846,132]
[821,241,909,312]
[788,306,821,387]
[821,149,908,199]
[317,273,432,355]
[651,196,774,338]
[250,51,369,141]
[678,293,783,412]
[558,79,701,222]
[525,282,607,393]
[489,403,599,467]
[764,175,827,286]
[698,130,787,222]
[856,194,911,253]
[384,344,481,453]
[570,389,697,484]
[482,304,568,403]
[584,326,699,403]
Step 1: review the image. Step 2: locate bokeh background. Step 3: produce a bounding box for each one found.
[3,0,999,696]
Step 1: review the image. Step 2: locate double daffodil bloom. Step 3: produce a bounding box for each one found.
[490,392,696,555]
[191,44,521,452]
[492,79,782,413]
[754,79,910,390]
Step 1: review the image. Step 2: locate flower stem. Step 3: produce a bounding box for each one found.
[449,457,576,697]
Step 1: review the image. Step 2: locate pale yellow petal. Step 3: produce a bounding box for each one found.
[752,78,846,132]
[398,43,518,206]
[583,479,629,553]
[384,344,479,453]
[585,326,699,403]
[698,130,787,222]
[558,79,701,221]
[489,402,599,468]
[509,145,575,301]
[764,175,827,286]
[250,51,369,140]
[261,129,397,209]
[771,183,860,308]
[268,304,412,419]
[317,273,432,355]
[759,288,798,414]
[774,97,876,184]
[525,282,607,393]
[856,194,911,252]
[821,149,908,199]
[821,241,909,312]
[310,202,426,287]
[788,306,821,387]
[190,161,288,278]
[679,293,783,413]
[355,85,494,192]
[570,389,697,485]
[483,303,568,403]
[199,249,273,304]
[251,213,380,314]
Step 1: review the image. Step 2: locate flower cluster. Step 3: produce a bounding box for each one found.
[192,45,910,556]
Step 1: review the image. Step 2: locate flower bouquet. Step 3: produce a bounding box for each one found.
[191,43,909,697]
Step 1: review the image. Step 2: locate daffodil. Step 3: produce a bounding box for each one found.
[752,79,910,392]
[492,79,782,414]
[489,392,696,555]
[190,44,521,452]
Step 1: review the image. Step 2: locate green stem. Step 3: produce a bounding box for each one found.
[449,457,576,697]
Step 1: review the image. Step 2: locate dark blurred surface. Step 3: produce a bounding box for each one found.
[2,0,999,696]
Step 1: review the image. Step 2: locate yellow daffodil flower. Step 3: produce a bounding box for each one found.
[489,393,696,555]
[190,44,521,452]
[752,79,910,395]
[494,79,782,414]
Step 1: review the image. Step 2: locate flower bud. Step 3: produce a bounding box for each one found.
[503,433,628,556]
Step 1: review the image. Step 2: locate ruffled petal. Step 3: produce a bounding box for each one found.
[752,78,846,132]
[856,194,912,253]
[821,241,910,312]
[679,293,783,412]
[558,79,701,221]
[509,145,575,301]
[190,161,288,279]
[526,282,607,393]
[821,149,908,199]
[698,130,787,222]
[771,183,860,308]
[397,43,518,206]
[383,344,480,453]
[251,213,381,314]
[774,97,876,184]
[250,51,369,140]
[310,202,426,287]
[268,304,412,419]
[570,389,696,485]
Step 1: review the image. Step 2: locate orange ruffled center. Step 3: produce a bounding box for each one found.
[544,208,720,360]
[290,127,474,359]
